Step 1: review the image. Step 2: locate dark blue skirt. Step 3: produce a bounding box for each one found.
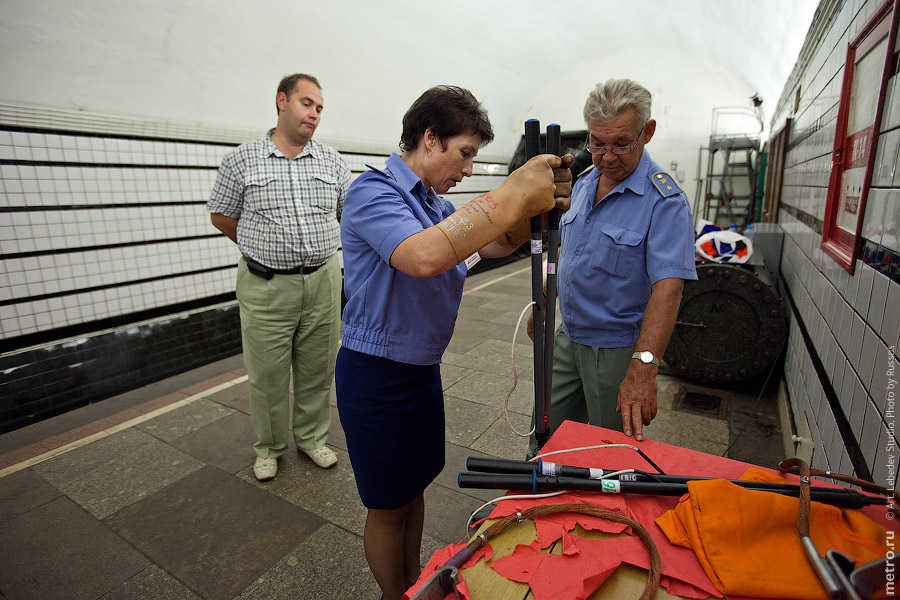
[335,347,445,510]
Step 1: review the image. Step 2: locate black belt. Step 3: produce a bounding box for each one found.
[274,263,322,275]
[243,256,322,279]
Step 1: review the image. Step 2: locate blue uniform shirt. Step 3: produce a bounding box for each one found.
[558,150,697,347]
[341,153,466,365]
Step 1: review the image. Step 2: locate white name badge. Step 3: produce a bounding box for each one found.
[464,252,482,270]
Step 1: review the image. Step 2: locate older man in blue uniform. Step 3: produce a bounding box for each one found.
[530,78,697,453]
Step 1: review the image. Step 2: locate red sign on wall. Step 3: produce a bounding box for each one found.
[821,1,896,273]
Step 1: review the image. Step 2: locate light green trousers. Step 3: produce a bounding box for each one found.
[528,327,633,457]
[236,255,341,458]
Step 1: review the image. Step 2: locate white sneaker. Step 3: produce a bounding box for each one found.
[253,457,277,481]
[304,446,337,469]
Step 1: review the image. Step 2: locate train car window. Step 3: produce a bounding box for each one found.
[822,0,898,272]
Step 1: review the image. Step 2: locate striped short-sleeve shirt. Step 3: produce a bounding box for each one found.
[208,129,351,269]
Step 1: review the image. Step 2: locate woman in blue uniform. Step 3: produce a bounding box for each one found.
[336,85,573,600]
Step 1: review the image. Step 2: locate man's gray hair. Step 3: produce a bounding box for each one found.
[583,79,652,127]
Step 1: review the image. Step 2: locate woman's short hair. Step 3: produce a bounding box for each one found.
[400,86,494,152]
[583,79,652,127]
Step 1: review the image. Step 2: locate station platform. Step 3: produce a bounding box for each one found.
[0,258,783,600]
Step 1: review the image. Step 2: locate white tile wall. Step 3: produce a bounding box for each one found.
[882,283,900,346]
[0,126,509,345]
[773,0,900,483]
[869,270,889,329]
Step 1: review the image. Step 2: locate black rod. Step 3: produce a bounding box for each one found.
[541,124,561,438]
[457,473,885,510]
[466,457,883,498]
[525,119,548,449]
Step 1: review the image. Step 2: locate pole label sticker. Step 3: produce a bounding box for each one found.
[601,480,621,493]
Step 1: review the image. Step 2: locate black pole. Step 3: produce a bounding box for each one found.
[456,472,885,510]
[465,456,883,497]
[525,119,548,449]
[541,124,561,443]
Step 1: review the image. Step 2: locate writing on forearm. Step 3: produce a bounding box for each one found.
[443,193,498,238]
[479,192,499,210]
[441,214,474,238]
[463,193,496,226]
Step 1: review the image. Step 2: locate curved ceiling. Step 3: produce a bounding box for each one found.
[0,0,818,184]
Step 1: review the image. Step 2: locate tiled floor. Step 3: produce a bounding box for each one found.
[0,258,784,600]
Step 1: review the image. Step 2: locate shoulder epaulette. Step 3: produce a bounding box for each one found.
[365,164,396,181]
[650,171,682,197]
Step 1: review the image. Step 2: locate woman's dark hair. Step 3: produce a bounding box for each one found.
[400,86,494,152]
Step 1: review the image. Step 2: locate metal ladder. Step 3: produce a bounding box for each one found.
[703,134,759,229]
[694,104,763,231]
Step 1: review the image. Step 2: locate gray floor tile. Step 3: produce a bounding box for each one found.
[100,565,201,600]
[444,327,504,355]
[424,483,486,546]
[237,446,368,537]
[455,304,521,328]
[648,406,730,448]
[327,384,338,407]
[646,423,730,457]
[326,404,348,452]
[672,396,731,438]
[444,369,533,414]
[0,468,62,525]
[170,410,256,475]
[33,427,204,519]
[655,373,683,410]
[470,412,533,462]
[0,256,789,600]
[465,337,534,362]
[449,312,506,332]
[136,397,234,442]
[0,496,149,600]
[208,380,251,414]
[439,363,470,390]
[104,465,324,600]
[725,403,785,466]
[457,291,494,307]
[236,523,378,600]
[463,289,520,303]
[436,442,497,503]
[441,349,534,384]
[440,350,481,370]
[443,395,502,447]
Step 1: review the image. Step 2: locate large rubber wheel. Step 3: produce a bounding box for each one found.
[664,263,786,385]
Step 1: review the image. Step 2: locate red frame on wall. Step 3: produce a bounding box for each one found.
[822,0,898,273]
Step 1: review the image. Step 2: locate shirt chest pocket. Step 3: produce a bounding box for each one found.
[560,210,583,245]
[596,223,644,278]
[308,174,340,213]
[244,174,281,214]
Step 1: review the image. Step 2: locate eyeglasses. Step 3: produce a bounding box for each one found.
[584,125,645,155]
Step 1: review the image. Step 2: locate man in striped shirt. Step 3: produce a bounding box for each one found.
[208,73,350,481]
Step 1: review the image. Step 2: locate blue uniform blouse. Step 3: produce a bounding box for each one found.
[558,150,697,348]
[340,153,467,365]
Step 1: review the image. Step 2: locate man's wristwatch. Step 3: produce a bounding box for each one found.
[631,350,660,367]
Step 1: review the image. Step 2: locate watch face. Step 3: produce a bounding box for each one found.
[632,351,658,365]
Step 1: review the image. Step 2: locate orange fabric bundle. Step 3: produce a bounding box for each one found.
[655,470,887,599]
